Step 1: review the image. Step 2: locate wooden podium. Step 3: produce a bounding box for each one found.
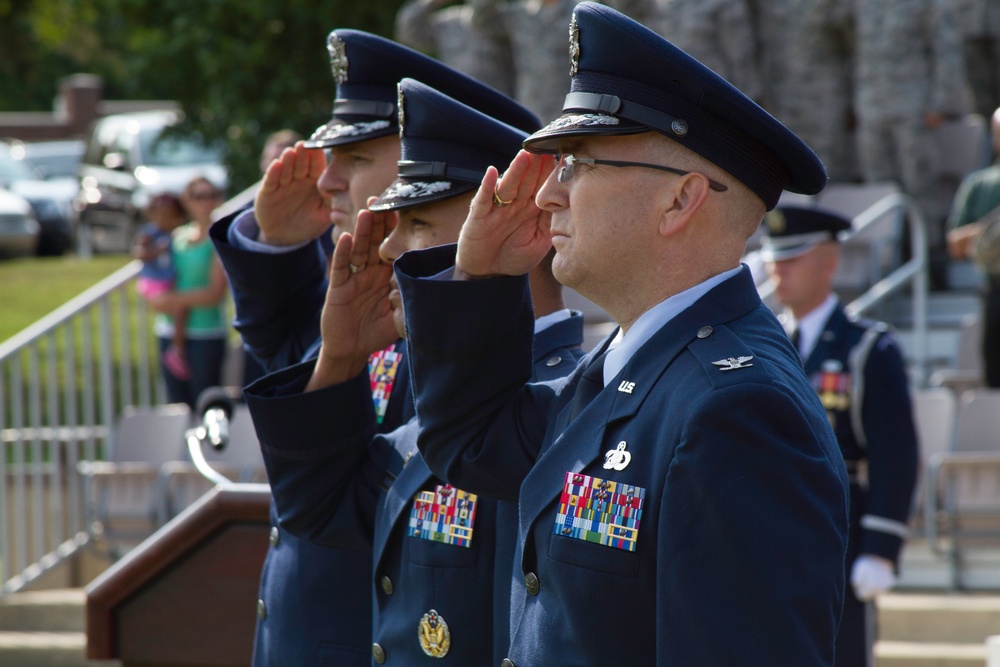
[86,484,271,667]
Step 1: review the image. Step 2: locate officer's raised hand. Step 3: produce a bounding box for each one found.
[455,150,555,279]
[306,204,397,391]
[255,142,331,246]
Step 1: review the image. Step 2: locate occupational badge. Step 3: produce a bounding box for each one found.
[555,472,645,552]
[408,485,477,548]
[418,609,451,658]
[602,441,631,471]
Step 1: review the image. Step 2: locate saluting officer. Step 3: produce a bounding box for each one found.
[391,3,849,664]
[761,205,919,667]
[208,30,540,667]
[243,78,583,665]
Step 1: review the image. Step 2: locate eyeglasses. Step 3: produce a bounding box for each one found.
[555,153,728,192]
[189,191,221,201]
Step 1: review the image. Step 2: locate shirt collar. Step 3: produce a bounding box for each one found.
[602,266,743,386]
[787,293,838,361]
[534,308,573,334]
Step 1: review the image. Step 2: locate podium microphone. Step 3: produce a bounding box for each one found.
[195,387,237,451]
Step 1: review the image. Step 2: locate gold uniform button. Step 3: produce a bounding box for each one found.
[524,572,540,595]
[269,526,280,547]
[372,643,386,664]
[501,659,516,667]
[256,599,266,620]
[380,575,394,595]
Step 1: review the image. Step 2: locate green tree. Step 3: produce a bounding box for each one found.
[3,0,404,191]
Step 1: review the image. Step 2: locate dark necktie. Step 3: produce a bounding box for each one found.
[569,350,608,422]
[790,327,801,355]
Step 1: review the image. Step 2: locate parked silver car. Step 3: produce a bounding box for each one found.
[0,187,40,258]
[0,141,74,255]
[75,110,228,254]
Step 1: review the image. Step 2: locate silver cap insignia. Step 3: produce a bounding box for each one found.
[569,15,580,77]
[328,33,348,85]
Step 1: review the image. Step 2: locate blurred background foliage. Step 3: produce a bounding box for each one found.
[0,0,405,191]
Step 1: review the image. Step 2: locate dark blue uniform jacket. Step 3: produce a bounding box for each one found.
[212,211,408,666]
[395,245,850,667]
[244,311,583,665]
[803,303,918,667]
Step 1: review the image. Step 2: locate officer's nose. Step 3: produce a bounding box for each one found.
[316,155,350,196]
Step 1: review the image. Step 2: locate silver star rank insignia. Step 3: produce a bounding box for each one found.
[712,356,754,371]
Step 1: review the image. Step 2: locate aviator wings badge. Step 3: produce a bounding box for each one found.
[712,356,754,371]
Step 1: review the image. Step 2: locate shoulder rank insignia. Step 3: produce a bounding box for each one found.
[555,471,645,552]
[712,355,754,371]
[418,609,450,658]
[408,485,477,548]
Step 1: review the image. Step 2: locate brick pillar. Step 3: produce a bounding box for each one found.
[58,74,103,138]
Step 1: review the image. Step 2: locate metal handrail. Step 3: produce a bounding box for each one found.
[1,258,164,596]
[750,192,929,386]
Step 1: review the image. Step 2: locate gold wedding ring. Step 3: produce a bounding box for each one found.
[492,188,512,208]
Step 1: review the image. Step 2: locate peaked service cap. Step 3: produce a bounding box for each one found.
[370,78,529,211]
[522,2,828,210]
[306,29,540,148]
[759,205,852,261]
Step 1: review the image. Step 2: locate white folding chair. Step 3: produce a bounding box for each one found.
[924,388,1000,586]
[77,403,191,555]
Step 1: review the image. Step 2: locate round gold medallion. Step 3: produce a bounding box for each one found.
[418,609,451,658]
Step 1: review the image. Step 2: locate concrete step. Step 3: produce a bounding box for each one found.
[0,589,85,632]
[0,588,119,667]
[875,640,986,667]
[0,631,98,667]
[879,592,1000,644]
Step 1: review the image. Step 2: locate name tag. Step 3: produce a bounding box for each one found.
[408,485,477,548]
[554,471,646,552]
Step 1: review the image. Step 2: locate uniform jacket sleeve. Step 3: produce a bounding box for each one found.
[396,244,571,501]
[859,331,920,561]
[244,361,391,552]
[210,210,327,372]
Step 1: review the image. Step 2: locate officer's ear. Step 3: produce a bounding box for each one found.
[657,172,711,239]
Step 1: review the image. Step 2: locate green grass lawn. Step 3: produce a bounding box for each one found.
[0,255,132,343]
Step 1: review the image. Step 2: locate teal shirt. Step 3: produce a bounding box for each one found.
[154,223,226,338]
[948,163,1000,229]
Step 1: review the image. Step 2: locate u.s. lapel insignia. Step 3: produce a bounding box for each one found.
[408,485,477,548]
[617,380,635,394]
[603,441,631,471]
[712,355,754,371]
[418,609,451,658]
[555,471,646,552]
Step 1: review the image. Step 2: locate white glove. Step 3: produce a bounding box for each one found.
[851,554,896,601]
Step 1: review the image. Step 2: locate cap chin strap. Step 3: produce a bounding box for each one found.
[563,92,689,138]
[397,161,484,183]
